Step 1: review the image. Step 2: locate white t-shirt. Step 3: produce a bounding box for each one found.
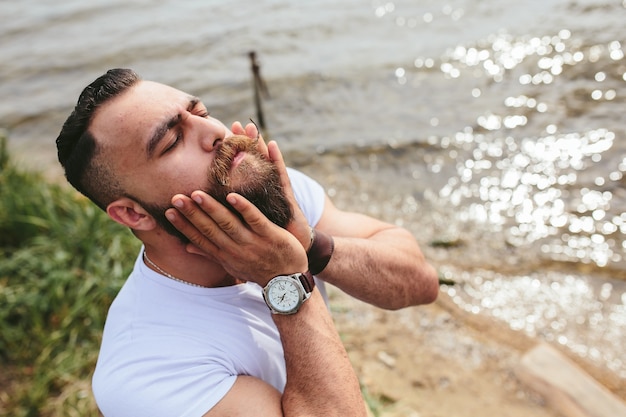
[92,168,326,417]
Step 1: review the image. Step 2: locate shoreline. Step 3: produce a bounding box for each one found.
[330,286,625,416]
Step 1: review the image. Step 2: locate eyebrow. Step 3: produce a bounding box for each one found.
[146,96,201,159]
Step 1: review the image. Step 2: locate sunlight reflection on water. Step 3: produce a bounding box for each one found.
[438,128,619,253]
[312,14,626,378]
[421,27,626,376]
[441,270,626,376]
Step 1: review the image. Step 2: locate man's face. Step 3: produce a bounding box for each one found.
[90,80,291,240]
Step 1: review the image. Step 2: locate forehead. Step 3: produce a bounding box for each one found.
[90,80,190,151]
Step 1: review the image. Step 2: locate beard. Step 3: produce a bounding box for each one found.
[139,135,292,243]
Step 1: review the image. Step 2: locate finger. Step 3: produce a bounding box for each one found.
[256,135,269,159]
[268,140,295,199]
[244,121,259,138]
[188,191,251,244]
[231,121,245,135]
[171,193,242,247]
[267,141,312,248]
[224,193,275,237]
[166,205,220,256]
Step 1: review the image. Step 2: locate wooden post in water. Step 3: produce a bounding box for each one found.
[248,51,269,134]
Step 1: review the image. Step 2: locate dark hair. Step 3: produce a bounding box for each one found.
[56,68,140,210]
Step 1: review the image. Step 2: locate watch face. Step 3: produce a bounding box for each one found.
[267,277,302,313]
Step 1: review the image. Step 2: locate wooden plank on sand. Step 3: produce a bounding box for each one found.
[515,343,626,417]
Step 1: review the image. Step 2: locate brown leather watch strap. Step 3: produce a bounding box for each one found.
[298,270,316,293]
[307,229,335,275]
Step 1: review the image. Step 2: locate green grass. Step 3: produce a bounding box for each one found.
[0,133,140,416]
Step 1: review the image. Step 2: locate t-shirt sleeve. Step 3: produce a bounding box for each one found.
[93,338,239,417]
[286,167,326,227]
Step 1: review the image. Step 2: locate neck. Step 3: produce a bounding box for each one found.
[141,237,239,288]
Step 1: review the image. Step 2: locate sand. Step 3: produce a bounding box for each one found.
[329,286,624,417]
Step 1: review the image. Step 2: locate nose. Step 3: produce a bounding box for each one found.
[196,118,230,153]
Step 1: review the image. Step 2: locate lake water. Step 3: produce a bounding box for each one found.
[2,0,625,382]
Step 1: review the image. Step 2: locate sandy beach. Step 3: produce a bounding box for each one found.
[330,285,625,417]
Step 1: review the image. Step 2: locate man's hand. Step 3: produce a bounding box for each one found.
[265,141,313,250]
[232,120,311,249]
[166,191,307,287]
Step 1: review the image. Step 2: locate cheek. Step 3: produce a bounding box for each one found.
[124,150,215,203]
[160,157,213,195]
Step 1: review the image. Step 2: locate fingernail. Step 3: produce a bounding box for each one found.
[173,198,183,208]
[165,211,176,221]
[192,194,203,204]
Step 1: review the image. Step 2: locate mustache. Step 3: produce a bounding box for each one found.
[212,135,262,186]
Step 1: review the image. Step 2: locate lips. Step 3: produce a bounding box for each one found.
[217,139,246,169]
[212,135,255,186]
[231,150,246,169]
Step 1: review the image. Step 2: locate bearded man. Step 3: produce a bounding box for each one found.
[56,68,438,417]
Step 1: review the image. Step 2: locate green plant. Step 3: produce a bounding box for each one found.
[0,133,140,416]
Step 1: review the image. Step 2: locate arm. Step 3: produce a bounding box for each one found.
[312,196,439,310]
[169,193,367,417]
[267,141,439,310]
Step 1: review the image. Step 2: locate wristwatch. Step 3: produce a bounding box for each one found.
[262,271,315,315]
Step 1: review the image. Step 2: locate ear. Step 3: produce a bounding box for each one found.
[106,197,157,231]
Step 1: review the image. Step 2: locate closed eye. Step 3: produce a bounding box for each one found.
[159,99,208,155]
[163,129,183,154]
[188,98,210,118]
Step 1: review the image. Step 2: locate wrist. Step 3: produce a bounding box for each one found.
[306,229,335,275]
[263,271,315,315]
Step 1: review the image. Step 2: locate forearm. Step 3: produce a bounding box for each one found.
[274,291,367,417]
[316,227,439,310]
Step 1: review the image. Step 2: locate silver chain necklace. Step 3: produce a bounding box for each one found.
[143,251,208,288]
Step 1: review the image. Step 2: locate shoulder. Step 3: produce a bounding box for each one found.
[93,359,237,417]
